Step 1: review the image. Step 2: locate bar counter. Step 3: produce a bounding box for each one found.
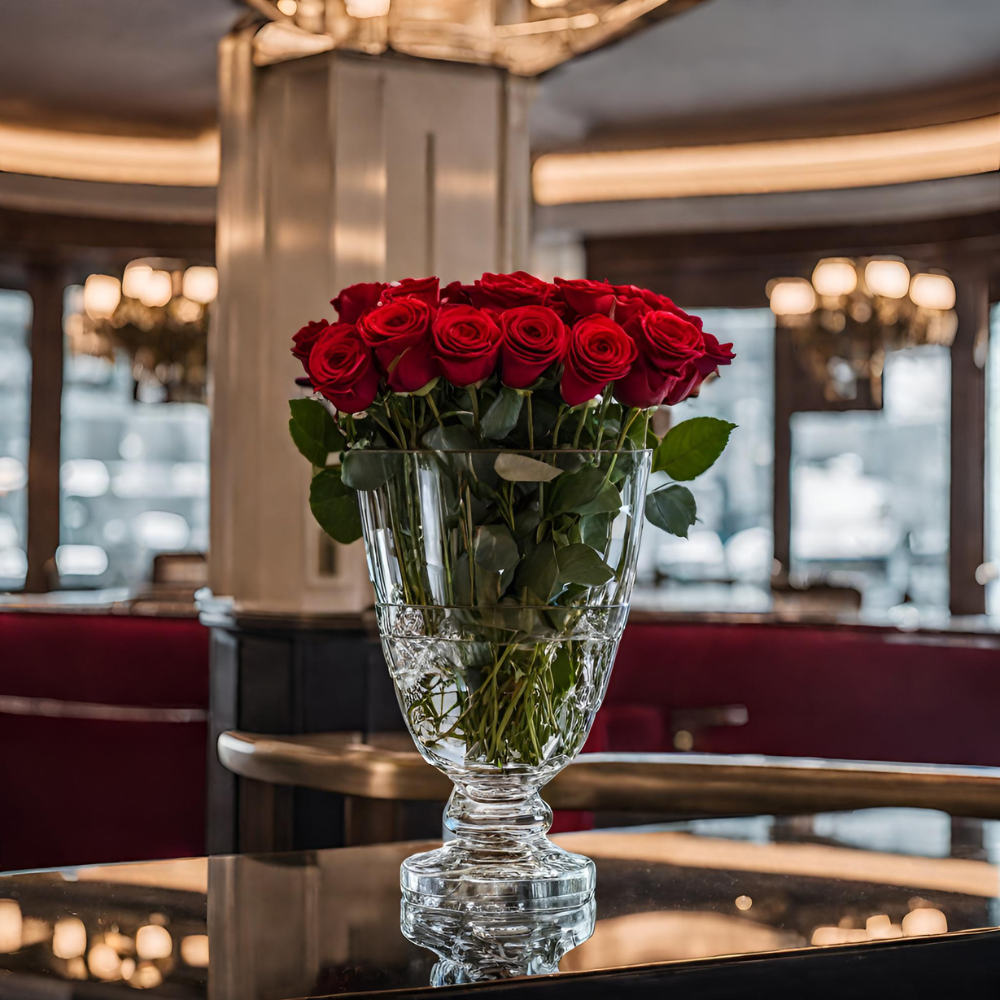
[1,806,999,998]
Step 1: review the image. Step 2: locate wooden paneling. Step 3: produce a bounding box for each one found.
[23,263,65,593]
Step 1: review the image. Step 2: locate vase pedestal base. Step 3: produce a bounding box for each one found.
[400,837,596,912]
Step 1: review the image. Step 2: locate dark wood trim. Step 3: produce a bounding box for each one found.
[949,271,989,615]
[0,207,215,282]
[23,263,65,594]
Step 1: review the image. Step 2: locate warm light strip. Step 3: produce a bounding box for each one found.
[495,12,599,36]
[0,123,220,186]
[556,831,1000,898]
[533,116,1000,205]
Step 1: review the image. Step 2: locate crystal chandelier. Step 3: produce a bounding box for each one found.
[246,0,699,75]
[74,260,218,403]
[767,257,957,404]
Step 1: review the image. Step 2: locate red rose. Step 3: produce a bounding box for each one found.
[442,280,472,305]
[331,283,386,324]
[554,278,617,319]
[635,309,706,373]
[613,356,670,408]
[382,277,440,308]
[696,332,736,376]
[612,284,706,334]
[359,298,439,393]
[291,319,329,376]
[561,315,637,407]
[433,305,502,386]
[309,323,380,413]
[662,361,705,406]
[467,271,558,312]
[500,305,567,388]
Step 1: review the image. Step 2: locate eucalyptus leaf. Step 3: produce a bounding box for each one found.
[289,398,345,466]
[341,449,400,491]
[654,417,736,481]
[495,453,563,483]
[547,466,605,515]
[556,543,615,586]
[516,538,559,603]
[474,524,520,576]
[481,386,524,440]
[645,484,697,538]
[513,505,541,540]
[423,424,478,451]
[581,511,612,552]
[550,645,575,696]
[309,467,363,544]
[573,479,621,516]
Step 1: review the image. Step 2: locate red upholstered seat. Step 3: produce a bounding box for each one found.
[0,613,209,871]
[602,621,1000,766]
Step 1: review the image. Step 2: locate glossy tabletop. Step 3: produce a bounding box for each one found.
[2,809,999,998]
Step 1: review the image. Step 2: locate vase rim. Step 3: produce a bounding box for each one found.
[350,447,654,455]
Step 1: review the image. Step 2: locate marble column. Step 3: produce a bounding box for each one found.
[210,26,531,614]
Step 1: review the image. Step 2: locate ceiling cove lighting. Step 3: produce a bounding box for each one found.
[532,115,1000,205]
[0,124,220,187]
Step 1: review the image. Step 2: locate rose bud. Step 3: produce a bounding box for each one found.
[554,277,617,319]
[382,276,440,308]
[560,315,637,407]
[331,283,386,324]
[432,305,502,387]
[309,323,380,413]
[500,305,568,389]
[468,271,559,312]
[291,319,330,377]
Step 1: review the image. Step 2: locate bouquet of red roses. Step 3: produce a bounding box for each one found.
[288,273,734,769]
[289,271,735,549]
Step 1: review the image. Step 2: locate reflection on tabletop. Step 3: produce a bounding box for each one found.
[0,809,996,997]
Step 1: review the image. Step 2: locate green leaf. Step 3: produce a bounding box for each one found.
[645,484,697,538]
[574,480,621,516]
[513,505,541,540]
[580,511,612,552]
[556,543,615,586]
[495,453,563,483]
[341,449,400,491]
[627,417,659,451]
[474,524,520,576]
[516,538,559,603]
[289,398,345,466]
[481,386,523,440]
[547,466,604,515]
[423,424,478,451]
[654,416,736,481]
[309,467,363,543]
[550,645,575,696]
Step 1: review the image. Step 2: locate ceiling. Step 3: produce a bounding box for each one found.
[1,0,999,146]
[531,0,1000,149]
[0,0,241,132]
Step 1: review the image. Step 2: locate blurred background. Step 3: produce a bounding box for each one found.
[1,0,997,623]
[1,0,999,883]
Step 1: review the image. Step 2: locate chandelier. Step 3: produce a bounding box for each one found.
[246,0,700,75]
[71,259,218,404]
[767,258,957,404]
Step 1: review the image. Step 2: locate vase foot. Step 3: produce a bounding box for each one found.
[400,838,596,911]
[401,892,596,984]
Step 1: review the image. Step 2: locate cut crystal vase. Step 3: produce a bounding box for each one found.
[356,448,650,912]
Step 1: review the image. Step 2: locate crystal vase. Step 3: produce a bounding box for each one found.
[356,448,650,911]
